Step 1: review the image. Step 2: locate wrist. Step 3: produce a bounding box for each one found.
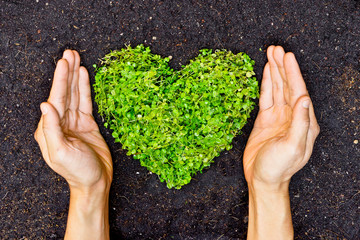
[69,186,109,213]
[248,179,290,196]
[65,184,110,240]
[247,180,293,240]
[68,173,112,197]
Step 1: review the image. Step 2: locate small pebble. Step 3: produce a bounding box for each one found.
[152,36,157,40]
[354,140,358,144]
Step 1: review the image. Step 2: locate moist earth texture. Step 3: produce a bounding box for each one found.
[1,0,359,239]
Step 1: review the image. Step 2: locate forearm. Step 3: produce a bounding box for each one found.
[65,187,110,240]
[247,181,293,240]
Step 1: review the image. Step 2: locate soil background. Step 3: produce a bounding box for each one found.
[1,0,359,239]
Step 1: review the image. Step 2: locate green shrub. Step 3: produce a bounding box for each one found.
[93,44,258,189]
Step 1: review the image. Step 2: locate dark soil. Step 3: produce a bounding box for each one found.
[1,0,359,239]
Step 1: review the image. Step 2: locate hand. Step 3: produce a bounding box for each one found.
[243,45,320,188]
[35,50,112,239]
[34,50,113,193]
[244,46,320,240]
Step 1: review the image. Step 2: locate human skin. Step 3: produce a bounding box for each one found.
[34,46,319,239]
[34,50,113,240]
[243,46,320,239]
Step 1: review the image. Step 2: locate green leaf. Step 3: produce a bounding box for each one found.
[93,44,259,189]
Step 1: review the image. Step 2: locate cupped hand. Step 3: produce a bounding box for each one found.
[34,50,113,193]
[243,46,320,188]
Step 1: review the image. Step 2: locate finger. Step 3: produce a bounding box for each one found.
[62,50,76,110]
[69,50,81,110]
[267,45,286,105]
[78,66,93,114]
[303,101,320,162]
[309,100,320,136]
[47,59,69,118]
[34,116,50,163]
[287,95,311,147]
[273,46,290,104]
[284,52,308,108]
[273,46,286,80]
[40,102,65,162]
[259,62,273,110]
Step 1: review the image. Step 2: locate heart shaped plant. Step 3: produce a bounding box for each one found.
[93,45,258,189]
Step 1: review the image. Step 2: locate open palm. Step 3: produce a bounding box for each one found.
[35,50,112,191]
[243,46,320,186]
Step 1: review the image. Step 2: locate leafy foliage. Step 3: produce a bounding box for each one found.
[93,44,259,189]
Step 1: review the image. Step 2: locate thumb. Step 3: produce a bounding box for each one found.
[40,102,65,153]
[288,96,311,146]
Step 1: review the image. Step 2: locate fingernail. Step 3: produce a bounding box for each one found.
[302,99,310,109]
[40,104,48,115]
